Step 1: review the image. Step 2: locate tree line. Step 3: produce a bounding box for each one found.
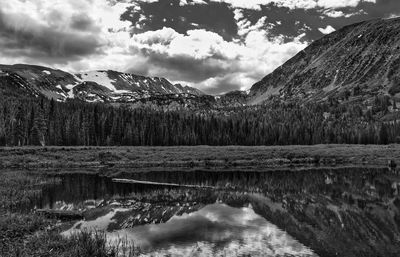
[0,95,399,146]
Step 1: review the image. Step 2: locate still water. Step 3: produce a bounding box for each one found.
[33,167,400,257]
[36,172,319,256]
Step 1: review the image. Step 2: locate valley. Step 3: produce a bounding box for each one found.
[1,13,400,257]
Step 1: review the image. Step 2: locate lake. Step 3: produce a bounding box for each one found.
[32,167,400,257]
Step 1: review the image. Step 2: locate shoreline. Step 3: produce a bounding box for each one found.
[1,144,399,169]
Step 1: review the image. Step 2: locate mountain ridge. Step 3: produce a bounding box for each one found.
[0,64,203,104]
[248,18,400,107]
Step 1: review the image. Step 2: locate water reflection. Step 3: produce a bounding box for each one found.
[38,167,397,211]
[64,204,317,257]
[33,167,400,257]
[36,174,194,210]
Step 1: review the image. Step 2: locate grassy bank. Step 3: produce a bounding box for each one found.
[0,170,139,257]
[0,144,399,169]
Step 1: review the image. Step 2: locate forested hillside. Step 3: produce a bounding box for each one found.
[1,93,399,146]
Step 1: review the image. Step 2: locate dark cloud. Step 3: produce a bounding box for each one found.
[122,0,238,41]
[204,76,243,95]
[126,43,246,94]
[0,10,104,63]
[125,59,151,77]
[70,14,99,32]
[135,50,237,82]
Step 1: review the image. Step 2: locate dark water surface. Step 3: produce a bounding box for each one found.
[34,167,400,257]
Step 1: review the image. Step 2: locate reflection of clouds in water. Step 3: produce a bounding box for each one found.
[62,203,316,256]
[106,204,317,257]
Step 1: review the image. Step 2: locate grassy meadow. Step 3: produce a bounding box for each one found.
[1,144,399,169]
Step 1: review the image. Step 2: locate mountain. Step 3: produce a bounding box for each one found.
[0,64,203,103]
[3,18,400,110]
[248,18,400,106]
[0,63,244,109]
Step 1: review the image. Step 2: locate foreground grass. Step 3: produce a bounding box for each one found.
[0,171,51,214]
[1,144,399,169]
[0,170,139,257]
[1,214,139,257]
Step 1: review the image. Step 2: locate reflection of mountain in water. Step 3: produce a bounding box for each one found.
[64,204,317,257]
[36,167,400,257]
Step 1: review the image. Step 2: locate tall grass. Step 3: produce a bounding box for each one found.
[0,170,140,257]
[0,215,140,257]
[22,230,141,257]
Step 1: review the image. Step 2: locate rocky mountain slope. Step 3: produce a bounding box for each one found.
[249,18,400,106]
[0,64,203,103]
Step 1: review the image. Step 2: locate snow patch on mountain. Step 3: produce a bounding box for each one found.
[65,84,77,98]
[79,71,117,91]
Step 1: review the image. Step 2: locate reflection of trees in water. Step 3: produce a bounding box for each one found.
[34,167,400,257]
[116,167,395,201]
[38,167,395,209]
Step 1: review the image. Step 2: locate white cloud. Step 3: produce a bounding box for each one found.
[386,14,400,19]
[134,0,159,3]
[192,0,208,4]
[133,27,180,46]
[322,8,367,18]
[318,25,336,34]
[323,9,345,18]
[236,13,268,37]
[275,0,318,9]
[179,0,207,6]
[132,27,242,60]
[317,0,358,9]
[210,0,375,10]
[129,25,307,93]
[211,0,267,10]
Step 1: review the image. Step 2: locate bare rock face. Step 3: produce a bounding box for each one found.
[249,18,400,105]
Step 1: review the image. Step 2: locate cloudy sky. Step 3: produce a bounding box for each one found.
[0,0,399,94]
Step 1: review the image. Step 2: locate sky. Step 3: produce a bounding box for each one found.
[0,0,399,94]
